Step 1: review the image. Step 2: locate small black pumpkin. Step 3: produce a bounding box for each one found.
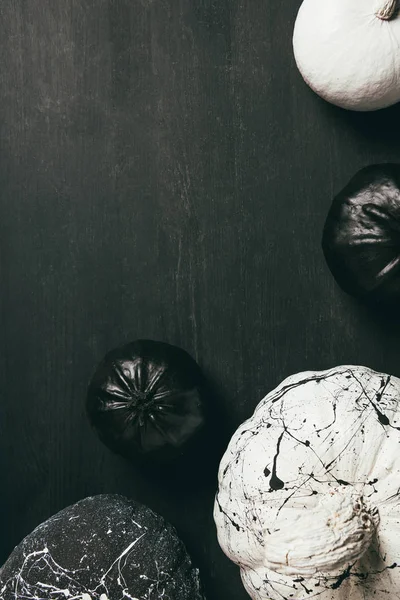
[322,164,400,304]
[86,340,207,462]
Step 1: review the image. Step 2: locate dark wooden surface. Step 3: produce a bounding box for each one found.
[2,1,400,599]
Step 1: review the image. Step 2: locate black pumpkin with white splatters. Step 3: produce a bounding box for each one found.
[0,494,205,600]
[214,365,400,600]
[322,164,400,304]
[86,340,207,462]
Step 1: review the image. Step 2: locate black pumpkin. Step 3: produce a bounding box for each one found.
[86,340,207,462]
[322,164,400,304]
[0,494,206,600]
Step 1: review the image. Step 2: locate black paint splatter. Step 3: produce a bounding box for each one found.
[331,565,352,589]
[269,431,285,491]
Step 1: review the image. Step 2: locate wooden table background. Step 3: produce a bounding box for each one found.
[2,1,400,599]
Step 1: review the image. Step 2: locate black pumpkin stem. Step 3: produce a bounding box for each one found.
[372,255,400,289]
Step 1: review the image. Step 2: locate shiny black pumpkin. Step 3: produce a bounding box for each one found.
[322,164,400,304]
[86,340,207,462]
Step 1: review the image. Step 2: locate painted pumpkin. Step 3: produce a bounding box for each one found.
[214,365,400,600]
[0,494,205,600]
[322,164,400,304]
[86,340,207,462]
[293,0,400,111]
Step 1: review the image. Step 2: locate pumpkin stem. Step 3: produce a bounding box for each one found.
[373,255,400,288]
[376,0,398,20]
[264,493,380,578]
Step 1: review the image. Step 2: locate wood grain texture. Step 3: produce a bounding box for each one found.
[2,1,400,599]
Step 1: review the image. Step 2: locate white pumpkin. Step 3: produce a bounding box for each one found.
[214,365,400,600]
[293,0,400,111]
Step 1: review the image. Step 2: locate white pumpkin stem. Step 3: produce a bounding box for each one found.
[376,0,398,20]
[264,494,380,578]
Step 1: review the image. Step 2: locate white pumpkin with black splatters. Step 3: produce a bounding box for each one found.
[214,365,400,600]
[0,495,205,600]
[293,0,400,111]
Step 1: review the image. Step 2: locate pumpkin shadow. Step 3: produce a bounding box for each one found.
[337,290,400,350]
[319,99,400,152]
[355,294,400,329]
[343,104,400,147]
[136,375,233,494]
